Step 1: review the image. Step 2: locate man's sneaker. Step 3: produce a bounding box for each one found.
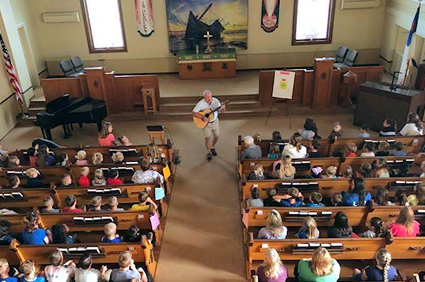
[207,153,213,161]
[211,148,217,156]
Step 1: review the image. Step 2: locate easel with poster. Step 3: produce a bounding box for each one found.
[265,70,295,127]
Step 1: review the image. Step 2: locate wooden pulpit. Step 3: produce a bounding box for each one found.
[311,58,334,109]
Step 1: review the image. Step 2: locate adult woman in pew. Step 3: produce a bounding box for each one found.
[341,178,372,207]
[36,145,56,167]
[399,112,424,136]
[299,117,320,140]
[247,188,264,208]
[328,211,353,238]
[281,133,307,159]
[132,157,164,185]
[241,135,262,160]
[256,248,288,282]
[273,156,296,180]
[353,249,398,281]
[98,121,117,147]
[389,206,420,237]
[373,158,390,178]
[258,210,287,240]
[295,247,340,282]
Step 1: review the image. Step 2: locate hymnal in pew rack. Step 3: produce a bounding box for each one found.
[87,188,123,197]
[58,246,103,258]
[0,192,25,202]
[284,211,332,222]
[292,242,343,254]
[278,182,319,193]
[73,216,116,226]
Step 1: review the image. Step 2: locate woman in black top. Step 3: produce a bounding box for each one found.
[328,211,353,238]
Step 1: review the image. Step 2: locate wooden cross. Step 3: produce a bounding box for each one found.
[204,31,213,46]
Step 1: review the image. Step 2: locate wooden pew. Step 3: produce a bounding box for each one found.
[239,136,425,158]
[10,237,157,277]
[0,188,53,209]
[0,245,20,266]
[241,177,424,201]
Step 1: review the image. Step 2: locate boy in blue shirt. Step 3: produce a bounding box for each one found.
[102,223,122,243]
[19,260,45,282]
[0,258,18,282]
[274,188,305,207]
[305,192,325,207]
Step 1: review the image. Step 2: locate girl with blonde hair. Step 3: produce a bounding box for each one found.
[273,155,296,180]
[147,143,165,164]
[296,247,340,282]
[281,133,307,159]
[92,152,103,165]
[111,152,124,164]
[389,206,420,237]
[407,182,425,206]
[92,169,106,186]
[297,216,320,239]
[354,249,398,281]
[257,248,288,282]
[74,150,88,166]
[258,210,287,240]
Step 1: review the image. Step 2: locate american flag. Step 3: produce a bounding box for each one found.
[0,33,24,105]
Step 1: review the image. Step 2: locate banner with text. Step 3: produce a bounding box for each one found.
[272,71,295,99]
[136,0,155,37]
[261,0,280,33]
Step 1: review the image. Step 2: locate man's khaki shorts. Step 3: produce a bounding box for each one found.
[203,119,219,138]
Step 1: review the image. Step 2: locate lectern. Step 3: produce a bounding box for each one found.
[354,81,425,132]
[312,58,334,109]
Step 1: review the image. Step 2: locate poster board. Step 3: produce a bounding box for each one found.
[272,71,295,99]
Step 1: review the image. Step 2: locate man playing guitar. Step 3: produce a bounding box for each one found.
[192,90,226,160]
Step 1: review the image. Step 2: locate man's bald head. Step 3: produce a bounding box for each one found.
[203,90,213,105]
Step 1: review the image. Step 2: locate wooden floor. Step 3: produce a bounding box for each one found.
[1,110,370,281]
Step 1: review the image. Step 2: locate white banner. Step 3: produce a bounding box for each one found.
[272,71,295,99]
[135,0,154,37]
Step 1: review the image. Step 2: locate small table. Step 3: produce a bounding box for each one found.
[177,48,237,79]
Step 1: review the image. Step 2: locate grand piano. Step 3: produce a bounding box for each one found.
[35,94,107,141]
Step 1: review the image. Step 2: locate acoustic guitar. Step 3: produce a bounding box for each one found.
[193,99,230,129]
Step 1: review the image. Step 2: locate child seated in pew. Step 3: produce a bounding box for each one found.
[124,225,141,242]
[60,174,75,188]
[44,249,75,282]
[247,188,264,208]
[359,125,371,138]
[92,152,103,165]
[331,147,346,163]
[360,143,375,157]
[360,217,387,238]
[77,167,90,187]
[8,156,21,169]
[389,206,420,237]
[130,192,158,212]
[376,141,390,156]
[19,259,45,282]
[310,166,323,179]
[272,187,304,207]
[380,119,397,137]
[92,169,106,186]
[74,253,107,282]
[117,135,133,146]
[256,248,288,282]
[25,168,45,188]
[272,131,282,140]
[263,188,280,207]
[102,223,122,243]
[328,211,353,238]
[0,220,13,246]
[308,140,322,158]
[41,196,60,214]
[27,145,38,168]
[341,178,372,206]
[342,165,353,179]
[373,158,390,178]
[295,247,340,282]
[273,156,296,180]
[375,187,394,206]
[327,122,343,143]
[0,258,18,282]
[62,195,84,213]
[357,162,373,178]
[258,209,287,240]
[353,249,398,281]
[322,166,337,179]
[111,152,125,164]
[147,143,166,164]
[305,192,325,207]
[391,142,407,156]
[297,216,320,239]
[407,183,425,206]
[394,189,408,206]
[106,170,123,185]
[50,224,74,244]
[106,251,147,282]
[331,193,343,206]
[6,175,21,189]
[56,153,70,167]
[107,196,125,212]
[247,164,268,180]
[22,212,49,245]
[74,150,89,166]
[268,142,281,159]
[346,143,358,158]
[87,196,104,212]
